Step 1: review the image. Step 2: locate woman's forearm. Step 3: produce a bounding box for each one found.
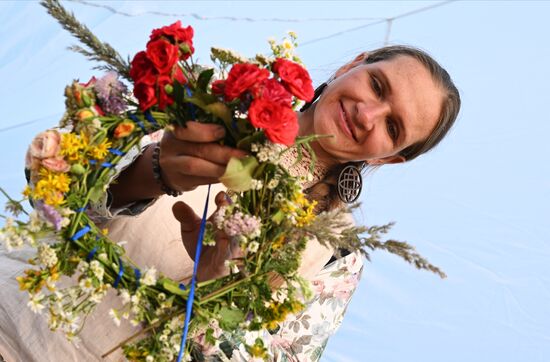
[108,145,164,208]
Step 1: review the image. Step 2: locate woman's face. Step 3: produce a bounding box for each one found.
[309,55,445,165]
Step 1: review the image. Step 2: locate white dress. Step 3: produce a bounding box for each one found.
[0,133,363,362]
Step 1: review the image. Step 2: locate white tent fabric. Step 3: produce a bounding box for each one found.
[0,2,548,361]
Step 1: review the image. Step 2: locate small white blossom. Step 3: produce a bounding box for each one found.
[250,179,263,190]
[141,266,157,286]
[78,278,94,293]
[158,292,166,301]
[224,260,240,274]
[120,289,131,304]
[267,178,279,189]
[27,211,43,233]
[28,293,45,314]
[146,356,154,362]
[213,205,228,229]
[130,294,140,305]
[108,308,121,327]
[89,260,104,281]
[253,142,285,164]
[37,243,58,268]
[76,260,89,274]
[247,241,260,254]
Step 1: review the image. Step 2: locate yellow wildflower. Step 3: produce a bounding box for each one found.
[22,185,32,198]
[271,235,285,250]
[60,132,84,161]
[43,191,64,206]
[89,138,112,160]
[247,339,268,359]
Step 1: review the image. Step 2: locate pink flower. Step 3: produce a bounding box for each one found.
[333,274,359,301]
[25,149,41,172]
[29,130,61,159]
[311,279,325,295]
[42,157,70,173]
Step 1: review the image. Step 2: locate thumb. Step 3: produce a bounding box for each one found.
[172,201,200,232]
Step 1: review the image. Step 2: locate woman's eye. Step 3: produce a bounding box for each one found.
[371,76,382,97]
[386,119,398,141]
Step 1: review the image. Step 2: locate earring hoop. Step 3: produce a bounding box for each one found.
[337,164,362,203]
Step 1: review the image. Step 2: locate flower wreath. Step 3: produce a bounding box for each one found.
[0,1,446,361]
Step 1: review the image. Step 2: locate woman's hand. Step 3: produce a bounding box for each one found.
[172,191,243,282]
[109,122,246,208]
[159,122,247,192]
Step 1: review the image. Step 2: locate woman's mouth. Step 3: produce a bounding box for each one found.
[339,100,357,142]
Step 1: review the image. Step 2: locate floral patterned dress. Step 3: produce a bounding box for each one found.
[220,252,364,362]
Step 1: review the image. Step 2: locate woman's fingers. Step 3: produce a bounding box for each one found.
[163,135,247,165]
[172,201,202,259]
[170,122,226,142]
[163,154,227,178]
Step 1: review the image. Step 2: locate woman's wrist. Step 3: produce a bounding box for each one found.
[151,142,182,197]
[108,144,166,208]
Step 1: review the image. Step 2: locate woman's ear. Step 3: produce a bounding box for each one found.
[334,52,369,78]
[367,154,406,165]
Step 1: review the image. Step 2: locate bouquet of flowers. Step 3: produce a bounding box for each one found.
[0,1,445,361]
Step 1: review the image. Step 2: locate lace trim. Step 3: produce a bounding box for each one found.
[279,146,329,190]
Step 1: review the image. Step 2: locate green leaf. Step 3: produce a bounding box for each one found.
[236,131,264,151]
[88,184,105,203]
[161,278,187,297]
[218,306,244,330]
[219,156,259,192]
[197,68,214,92]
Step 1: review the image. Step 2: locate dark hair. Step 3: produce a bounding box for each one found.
[305,45,461,212]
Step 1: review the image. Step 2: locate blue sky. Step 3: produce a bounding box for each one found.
[1,1,549,361]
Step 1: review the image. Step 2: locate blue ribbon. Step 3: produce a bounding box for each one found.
[144,110,158,126]
[86,246,98,262]
[108,147,125,156]
[185,86,197,121]
[75,205,87,213]
[113,257,124,288]
[176,184,211,362]
[89,160,114,168]
[179,283,186,291]
[134,268,141,289]
[127,112,146,132]
[70,225,91,241]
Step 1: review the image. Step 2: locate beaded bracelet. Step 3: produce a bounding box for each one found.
[151,142,182,197]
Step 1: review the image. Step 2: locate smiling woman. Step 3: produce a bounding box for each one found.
[302,45,460,212]
[0,39,459,361]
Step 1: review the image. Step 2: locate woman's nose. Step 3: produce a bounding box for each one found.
[357,101,390,131]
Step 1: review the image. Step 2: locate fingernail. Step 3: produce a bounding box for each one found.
[215,127,226,139]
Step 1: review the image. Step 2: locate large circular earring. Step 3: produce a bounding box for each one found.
[300,82,328,112]
[337,164,362,203]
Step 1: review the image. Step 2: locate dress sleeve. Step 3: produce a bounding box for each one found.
[88,130,164,223]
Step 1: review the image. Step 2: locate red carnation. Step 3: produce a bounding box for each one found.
[249,98,298,145]
[273,58,314,102]
[134,82,157,111]
[211,79,226,96]
[146,39,179,75]
[149,21,195,59]
[129,51,157,85]
[172,67,187,85]
[224,63,269,101]
[157,75,175,110]
[254,78,292,106]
